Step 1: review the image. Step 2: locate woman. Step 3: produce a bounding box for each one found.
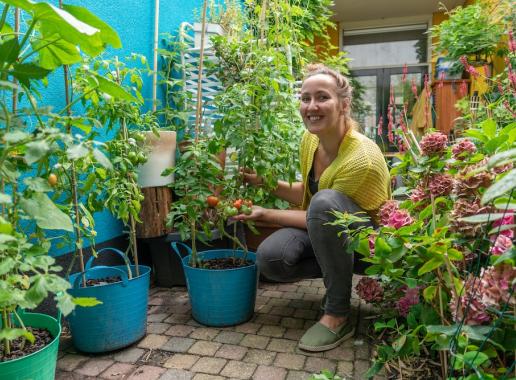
[234,64,390,352]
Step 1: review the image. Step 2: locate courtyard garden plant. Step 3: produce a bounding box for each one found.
[429,0,507,74]
[0,0,123,374]
[331,31,516,379]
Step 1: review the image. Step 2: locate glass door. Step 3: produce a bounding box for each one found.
[352,66,427,152]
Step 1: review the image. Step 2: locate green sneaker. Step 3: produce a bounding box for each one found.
[298,321,355,352]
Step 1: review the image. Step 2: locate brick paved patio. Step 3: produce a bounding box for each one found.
[56,278,384,380]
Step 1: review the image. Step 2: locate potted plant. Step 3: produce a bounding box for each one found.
[55,55,155,353]
[0,0,120,376]
[168,136,259,326]
[430,1,505,76]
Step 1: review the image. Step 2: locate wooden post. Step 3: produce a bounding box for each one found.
[135,187,174,238]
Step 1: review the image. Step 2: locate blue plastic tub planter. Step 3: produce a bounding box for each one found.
[171,242,259,327]
[0,310,61,380]
[67,248,151,353]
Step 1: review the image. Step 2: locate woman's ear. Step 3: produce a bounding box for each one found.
[340,98,351,115]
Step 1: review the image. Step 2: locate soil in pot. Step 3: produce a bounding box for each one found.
[83,276,122,287]
[199,257,253,270]
[0,327,53,361]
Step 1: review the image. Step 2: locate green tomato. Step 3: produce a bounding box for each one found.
[240,205,252,215]
[137,152,147,164]
[224,206,239,218]
[128,151,137,162]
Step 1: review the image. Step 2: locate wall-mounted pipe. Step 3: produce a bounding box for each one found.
[152,0,160,112]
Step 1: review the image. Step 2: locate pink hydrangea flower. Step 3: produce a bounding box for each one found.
[420,132,448,156]
[410,184,428,204]
[452,139,477,160]
[450,277,491,325]
[428,174,455,197]
[396,287,419,317]
[378,200,399,225]
[386,209,413,229]
[355,277,384,303]
[480,264,516,309]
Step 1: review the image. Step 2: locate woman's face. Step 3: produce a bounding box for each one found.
[299,74,347,136]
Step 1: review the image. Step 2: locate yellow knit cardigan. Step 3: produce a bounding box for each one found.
[299,129,391,216]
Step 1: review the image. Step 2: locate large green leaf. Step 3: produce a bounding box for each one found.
[93,74,137,102]
[482,169,516,205]
[418,257,443,275]
[0,37,20,66]
[92,148,113,170]
[31,36,82,70]
[24,139,51,164]
[459,212,514,223]
[33,2,104,57]
[1,0,34,12]
[10,63,50,87]
[0,192,12,205]
[62,4,121,49]
[488,148,516,168]
[19,193,73,231]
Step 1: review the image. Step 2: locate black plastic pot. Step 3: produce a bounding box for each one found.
[140,230,230,287]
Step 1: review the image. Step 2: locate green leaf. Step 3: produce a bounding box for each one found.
[24,177,53,192]
[33,2,105,57]
[0,233,17,243]
[482,169,516,204]
[0,37,20,66]
[459,212,515,223]
[25,275,49,306]
[25,140,51,164]
[93,74,137,102]
[423,285,437,302]
[0,327,35,344]
[31,37,82,70]
[9,63,50,87]
[0,257,16,275]
[62,5,121,48]
[0,192,12,205]
[374,236,392,257]
[3,130,30,143]
[480,118,497,139]
[364,361,385,379]
[393,335,407,352]
[19,193,73,231]
[418,257,443,275]
[67,143,89,160]
[463,351,489,368]
[92,148,113,170]
[73,297,103,307]
[492,246,515,266]
[487,148,516,168]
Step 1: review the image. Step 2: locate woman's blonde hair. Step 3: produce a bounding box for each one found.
[303,63,356,125]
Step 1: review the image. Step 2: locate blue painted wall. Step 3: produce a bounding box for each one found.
[44,0,204,255]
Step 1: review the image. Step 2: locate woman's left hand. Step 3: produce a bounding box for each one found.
[230,205,266,222]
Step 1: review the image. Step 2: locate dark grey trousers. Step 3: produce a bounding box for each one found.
[256,189,373,316]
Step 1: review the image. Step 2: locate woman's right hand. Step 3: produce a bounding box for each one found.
[241,168,263,187]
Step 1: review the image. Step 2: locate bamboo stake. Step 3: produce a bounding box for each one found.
[60,0,86,287]
[194,0,208,141]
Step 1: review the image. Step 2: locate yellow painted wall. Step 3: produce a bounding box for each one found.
[313,22,340,58]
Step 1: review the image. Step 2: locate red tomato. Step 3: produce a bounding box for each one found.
[207,195,219,208]
[233,199,243,210]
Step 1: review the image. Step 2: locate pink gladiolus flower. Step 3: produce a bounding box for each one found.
[491,235,513,255]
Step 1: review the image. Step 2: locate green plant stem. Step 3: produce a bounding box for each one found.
[129,214,139,277]
[191,220,197,267]
[0,5,9,33]
[2,307,10,355]
[17,18,36,53]
[436,269,449,379]
[23,88,45,130]
[58,88,96,116]
[219,221,248,260]
[12,309,26,351]
[19,37,61,63]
